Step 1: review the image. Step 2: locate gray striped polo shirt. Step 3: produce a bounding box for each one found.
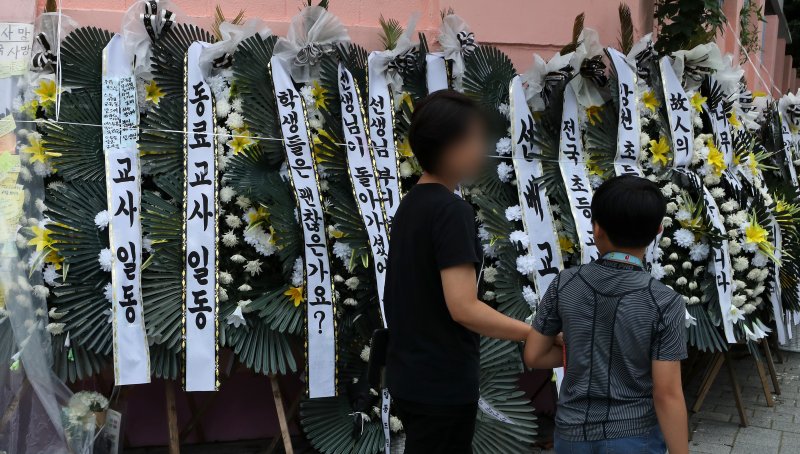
[532,258,687,441]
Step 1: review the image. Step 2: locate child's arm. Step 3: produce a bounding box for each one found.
[523,329,563,369]
[652,360,688,454]
[441,264,533,341]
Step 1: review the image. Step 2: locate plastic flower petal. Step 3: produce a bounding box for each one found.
[33,79,58,104]
[229,132,255,155]
[311,80,328,110]
[145,80,164,106]
[585,105,603,125]
[706,140,726,176]
[21,135,47,164]
[641,90,660,112]
[690,92,707,112]
[649,137,670,166]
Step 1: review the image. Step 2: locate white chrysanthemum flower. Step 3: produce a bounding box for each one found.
[703,174,721,186]
[650,263,665,279]
[390,415,403,433]
[46,322,65,335]
[733,280,747,291]
[360,346,371,362]
[522,285,538,306]
[505,205,523,222]
[244,259,263,276]
[49,307,65,320]
[710,187,725,198]
[509,230,530,249]
[751,251,768,268]
[662,217,673,228]
[231,98,243,112]
[720,200,738,213]
[143,236,153,252]
[235,195,251,209]
[482,266,498,284]
[689,243,710,261]
[497,162,513,182]
[668,252,679,261]
[94,210,110,229]
[674,229,696,248]
[226,111,244,129]
[663,264,675,275]
[742,303,757,314]
[104,283,113,302]
[243,225,277,257]
[674,209,690,221]
[43,264,60,286]
[345,277,360,290]
[759,268,770,282]
[682,261,692,270]
[219,271,233,285]
[238,284,252,292]
[32,285,49,300]
[753,284,765,297]
[728,241,742,255]
[342,298,357,306]
[733,256,749,272]
[516,254,536,275]
[732,294,747,307]
[333,241,352,263]
[98,248,113,272]
[399,160,414,177]
[225,214,242,229]
[222,230,238,247]
[216,98,231,117]
[220,186,236,203]
[688,281,698,290]
[497,102,510,118]
[689,296,701,305]
[495,137,512,156]
[676,277,687,286]
[231,254,247,263]
[660,236,672,248]
[291,257,304,287]
[483,291,496,301]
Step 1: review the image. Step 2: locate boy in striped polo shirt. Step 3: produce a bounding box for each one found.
[524,175,688,454]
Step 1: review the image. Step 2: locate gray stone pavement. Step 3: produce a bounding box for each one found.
[535,350,800,454]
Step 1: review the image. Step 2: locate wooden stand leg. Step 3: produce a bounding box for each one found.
[723,351,749,427]
[754,353,775,407]
[165,380,180,454]
[761,340,781,395]
[692,352,724,412]
[270,375,294,454]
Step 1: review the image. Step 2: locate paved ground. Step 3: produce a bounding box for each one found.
[535,349,800,454]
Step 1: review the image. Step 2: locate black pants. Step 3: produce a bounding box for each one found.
[393,397,478,453]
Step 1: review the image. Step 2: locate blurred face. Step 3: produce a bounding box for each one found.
[438,117,487,183]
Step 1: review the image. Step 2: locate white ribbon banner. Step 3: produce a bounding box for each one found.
[425,52,448,92]
[184,41,218,392]
[367,52,402,225]
[478,397,516,425]
[338,63,391,325]
[769,216,787,344]
[701,185,736,344]
[607,48,643,177]
[706,77,742,192]
[559,84,598,264]
[102,35,150,386]
[272,56,336,398]
[659,57,693,169]
[779,114,798,185]
[509,75,565,391]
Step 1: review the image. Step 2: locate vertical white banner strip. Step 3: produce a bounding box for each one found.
[367,52,401,226]
[103,34,150,386]
[425,52,449,92]
[701,185,736,344]
[338,64,391,326]
[184,42,218,392]
[659,57,694,169]
[559,84,598,264]
[271,56,336,398]
[769,217,786,344]
[780,113,799,185]
[706,77,742,192]
[607,48,643,177]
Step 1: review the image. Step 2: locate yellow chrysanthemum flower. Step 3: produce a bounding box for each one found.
[690,92,707,112]
[706,140,726,176]
[558,235,575,254]
[745,222,768,245]
[649,137,670,166]
[311,80,328,110]
[284,286,305,307]
[728,112,741,129]
[585,105,603,125]
[145,80,164,106]
[747,152,759,175]
[229,132,255,155]
[33,79,58,104]
[641,90,660,112]
[247,206,270,225]
[21,135,47,164]
[397,138,413,157]
[28,225,52,252]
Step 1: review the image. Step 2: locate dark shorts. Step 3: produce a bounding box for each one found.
[554,426,666,454]
[393,397,478,453]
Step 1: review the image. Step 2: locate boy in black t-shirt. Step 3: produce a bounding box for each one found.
[524,176,689,454]
[384,91,533,453]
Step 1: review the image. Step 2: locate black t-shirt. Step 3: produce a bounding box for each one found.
[385,183,482,406]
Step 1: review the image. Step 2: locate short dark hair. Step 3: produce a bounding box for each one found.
[408,90,485,173]
[591,175,666,248]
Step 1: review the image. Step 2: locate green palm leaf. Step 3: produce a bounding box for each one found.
[221,318,298,375]
[42,91,104,181]
[151,23,216,101]
[52,334,109,383]
[60,27,113,95]
[462,45,516,117]
[140,100,184,176]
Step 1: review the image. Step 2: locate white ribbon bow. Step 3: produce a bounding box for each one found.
[521,52,574,111]
[568,28,607,108]
[369,14,419,90]
[438,14,477,90]
[671,42,723,91]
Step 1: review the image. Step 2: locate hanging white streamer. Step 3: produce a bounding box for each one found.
[606,48,643,177]
[102,34,150,386]
[706,76,743,193]
[271,56,336,398]
[559,84,598,264]
[184,41,218,392]
[779,113,798,185]
[769,216,787,344]
[367,52,401,225]
[425,53,448,92]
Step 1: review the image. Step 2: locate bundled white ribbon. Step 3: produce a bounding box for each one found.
[273,6,350,84]
[625,33,655,81]
[606,48,643,177]
[367,14,419,90]
[568,28,606,108]
[521,52,573,111]
[437,14,476,90]
[559,84,598,264]
[510,75,565,391]
[102,34,150,386]
[184,41,218,391]
[198,19,272,74]
[661,58,735,343]
[670,42,723,92]
[337,63,391,325]
[271,56,336,398]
